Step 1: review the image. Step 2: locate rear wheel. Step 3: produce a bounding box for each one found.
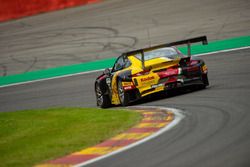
[197,74,209,89]
[202,74,209,86]
[95,83,111,108]
[117,80,129,106]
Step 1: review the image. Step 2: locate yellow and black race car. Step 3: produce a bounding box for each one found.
[95,36,209,108]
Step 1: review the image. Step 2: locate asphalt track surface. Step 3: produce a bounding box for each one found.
[0,0,250,76]
[1,49,250,167]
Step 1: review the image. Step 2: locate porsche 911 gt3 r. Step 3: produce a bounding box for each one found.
[95,36,209,108]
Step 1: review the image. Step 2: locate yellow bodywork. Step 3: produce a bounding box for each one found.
[111,55,181,105]
[111,71,121,105]
[202,64,208,73]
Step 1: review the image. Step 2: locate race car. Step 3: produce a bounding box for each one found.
[95,36,209,108]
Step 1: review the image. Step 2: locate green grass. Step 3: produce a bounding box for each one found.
[0,108,141,167]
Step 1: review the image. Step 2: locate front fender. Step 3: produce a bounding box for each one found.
[95,76,110,95]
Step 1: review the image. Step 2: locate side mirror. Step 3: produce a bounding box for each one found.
[104,68,111,76]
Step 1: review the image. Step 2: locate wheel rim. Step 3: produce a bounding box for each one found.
[118,81,124,103]
[95,84,103,106]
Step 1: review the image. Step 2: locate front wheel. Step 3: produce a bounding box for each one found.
[95,83,111,108]
[117,80,129,106]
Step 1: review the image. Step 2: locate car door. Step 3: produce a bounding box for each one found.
[108,55,126,104]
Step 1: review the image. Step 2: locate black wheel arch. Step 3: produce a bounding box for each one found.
[95,77,109,96]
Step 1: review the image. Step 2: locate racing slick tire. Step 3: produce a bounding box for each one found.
[202,74,209,86]
[117,80,129,106]
[198,74,209,89]
[95,83,111,108]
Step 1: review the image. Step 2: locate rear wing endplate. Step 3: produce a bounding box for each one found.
[124,36,208,69]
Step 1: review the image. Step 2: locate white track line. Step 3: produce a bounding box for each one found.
[0,69,105,88]
[0,46,249,89]
[74,106,185,167]
[195,46,250,57]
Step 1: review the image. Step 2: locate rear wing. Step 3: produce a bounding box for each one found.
[124,36,208,69]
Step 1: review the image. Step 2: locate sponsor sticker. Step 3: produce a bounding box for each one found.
[122,82,133,86]
[123,86,133,90]
[141,76,155,82]
[151,83,164,88]
[122,82,135,90]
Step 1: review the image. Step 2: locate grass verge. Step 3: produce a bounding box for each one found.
[0,108,141,167]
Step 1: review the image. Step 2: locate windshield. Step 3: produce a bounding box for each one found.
[135,47,184,61]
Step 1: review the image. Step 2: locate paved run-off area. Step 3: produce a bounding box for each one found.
[0,0,249,76]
